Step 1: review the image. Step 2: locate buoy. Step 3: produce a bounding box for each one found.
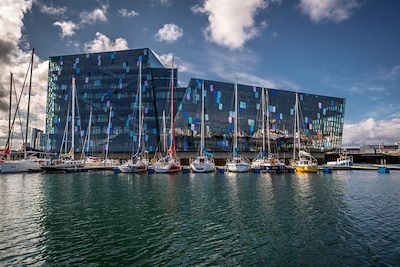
[377,166,389,173]
[323,167,332,174]
[181,167,191,173]
[217,167,225,174]
[286,168,295,173]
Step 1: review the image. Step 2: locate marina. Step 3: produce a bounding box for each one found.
[2,161,399,174]
[1,1,400,265]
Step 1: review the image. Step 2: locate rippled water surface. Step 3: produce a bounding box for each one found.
[1,171,400,266]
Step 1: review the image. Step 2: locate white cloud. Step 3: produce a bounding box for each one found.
[153,52,194,74]
[236,72,276,88]
[191,0,271,49]
[53,5,108,39]
[348,85,388,94]
[298,0,360,23]
[155,23,183,43]
[203,47,278,88]
[152,0,173,7]
[37,2,66,15]
[84,32,129,53]
[0,0,32,45]
[343,118,400,146]
[66,40,80,48]
[379,65,400,81]
[79,5,108,25]
[118,8,139,18]
[0,0,49,148]
[53,21,77,38]
[210,58,276,88]
[161,0,173,6]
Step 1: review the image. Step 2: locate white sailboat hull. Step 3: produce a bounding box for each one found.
[119,164,147,173]
[190,162,215,173]
[251,159,285,172]
[41,160,84,172]
[153,158,181,173]
[1,159,41,173]
[226,162,250,173]
[119,160,148,173]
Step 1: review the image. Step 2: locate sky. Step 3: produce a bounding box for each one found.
[0,0,400,147]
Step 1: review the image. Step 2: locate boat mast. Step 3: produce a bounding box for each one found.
[83,106,92,157]
[65,104,69,154]
[261,87,265,153]
[170,56,176,159]
[60,104,70,157]
[137,59,143,155]
[163,111,166,154]
[24,49,34,160]
[71,76,76,160]
[296,93,301,153]
[234,79,238,157]
[5,73,13,159]
[200,80,205,156]
[293,93,297,161]
[266,88,271,154]
[87,107,92,155]
[105,106,112,161]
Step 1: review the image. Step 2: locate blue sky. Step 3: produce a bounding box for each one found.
[1,0,400,146]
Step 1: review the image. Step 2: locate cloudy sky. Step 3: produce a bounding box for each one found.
[0,0,400,147]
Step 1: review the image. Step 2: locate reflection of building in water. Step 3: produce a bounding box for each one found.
[46,48,345,154]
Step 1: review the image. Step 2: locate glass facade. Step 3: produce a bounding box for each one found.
[46,48,183,154]
[46,49,345,155]
[175,79,345,152]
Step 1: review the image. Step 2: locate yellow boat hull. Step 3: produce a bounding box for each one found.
[295,165,319,173]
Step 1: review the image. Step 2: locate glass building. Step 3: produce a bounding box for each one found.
[175,79,345,153]
[46,48,185,155]
[46,48,345,155]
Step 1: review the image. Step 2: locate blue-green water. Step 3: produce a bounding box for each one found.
[1,171,399,266]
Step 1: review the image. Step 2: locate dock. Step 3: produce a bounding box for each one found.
[319,165,400,171]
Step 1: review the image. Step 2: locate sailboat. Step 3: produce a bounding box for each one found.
[41,76,84,172]
[101,106,119,167]
[147,110,167,173]
[251,88,285,172]
[292,92,318,173]
[0,73,13,168]
[82,107,100,166]
[119,59,148,173]
[1,50,46,173]
[225,79,250,173]
[153,56,181,173]
[190,80,215,173]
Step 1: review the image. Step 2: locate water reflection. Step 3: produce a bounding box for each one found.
[0,173,46,265]
[1,171,400,265]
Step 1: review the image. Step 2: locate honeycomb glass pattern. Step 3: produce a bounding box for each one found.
[46,49,345,155]
[45,48,179,154]
[175,79,345,152]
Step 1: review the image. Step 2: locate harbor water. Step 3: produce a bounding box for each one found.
[1,171,399,265]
